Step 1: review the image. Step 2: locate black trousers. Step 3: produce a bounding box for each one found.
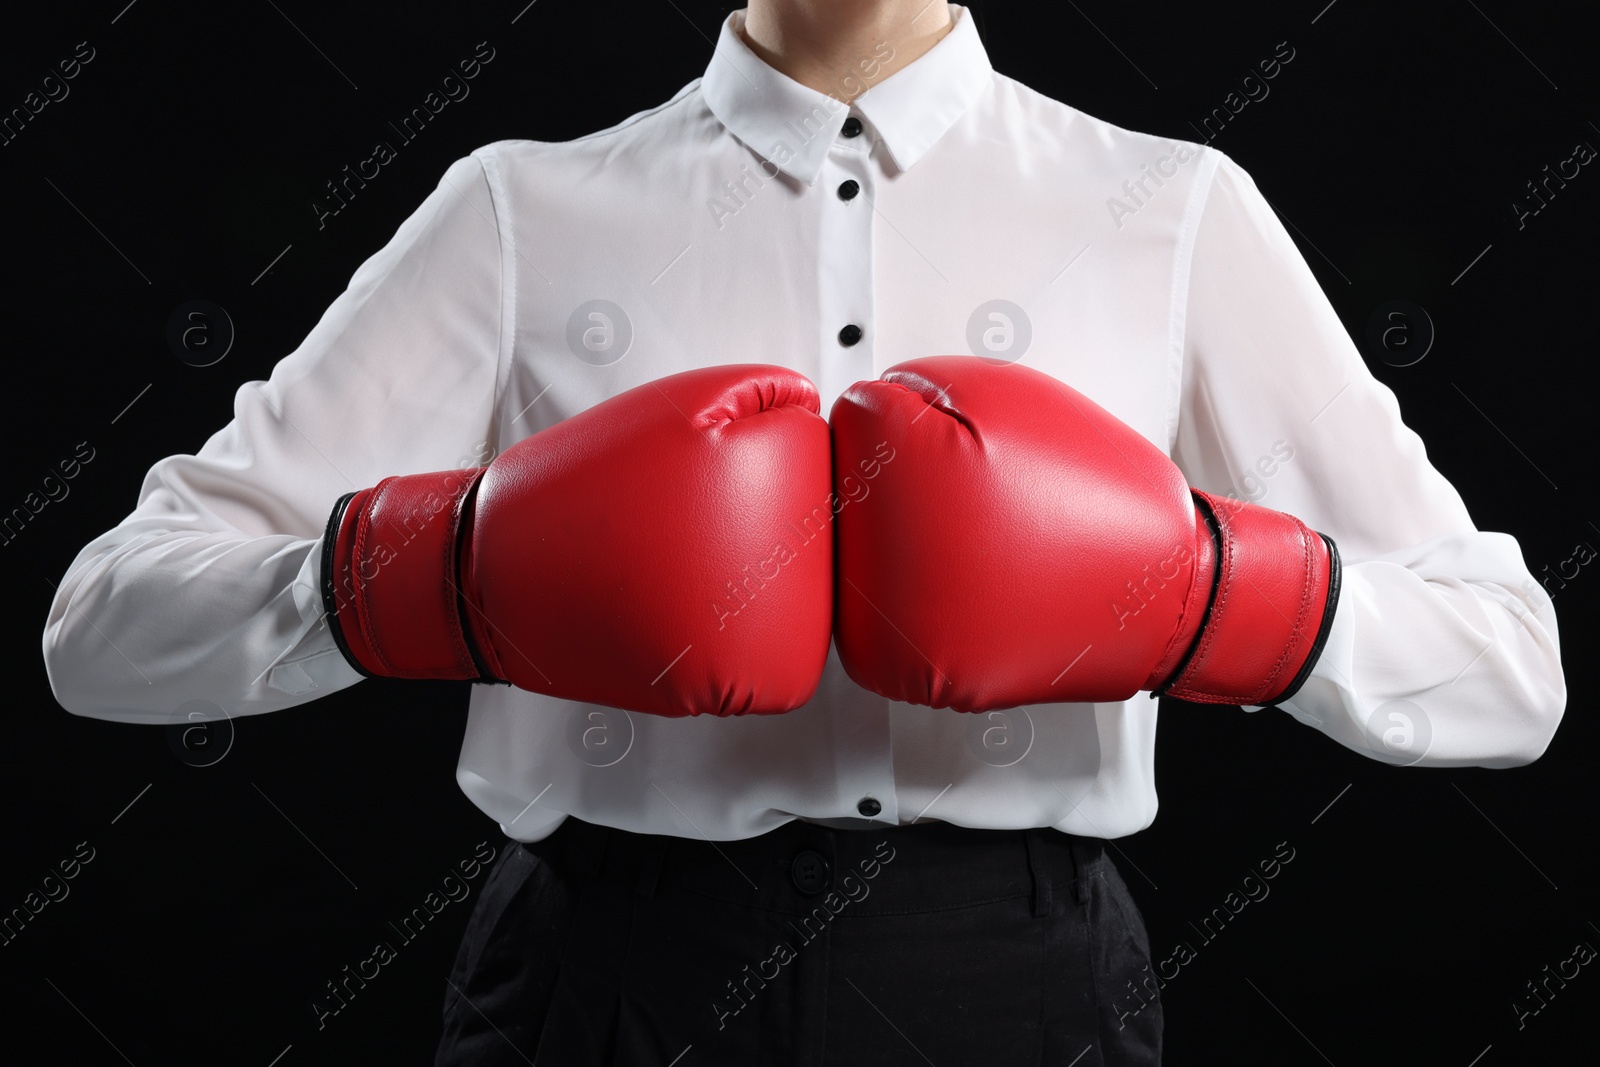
[435,815,1162,1065]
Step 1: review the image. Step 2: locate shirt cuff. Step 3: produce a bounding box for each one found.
[273,535,364,695]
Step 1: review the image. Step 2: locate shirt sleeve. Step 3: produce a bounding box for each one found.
[42,151,508,723]
[1172,149,1565,767]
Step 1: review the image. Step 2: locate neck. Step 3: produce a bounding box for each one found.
[740,1,955,104]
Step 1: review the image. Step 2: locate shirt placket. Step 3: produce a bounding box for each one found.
[816,109,899,825]
[816,112,877,411]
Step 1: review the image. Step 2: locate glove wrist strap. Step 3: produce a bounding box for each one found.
[1159,490,1340,706]
[321,467,491,681]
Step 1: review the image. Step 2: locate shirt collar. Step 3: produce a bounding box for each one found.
[700,4,993,184]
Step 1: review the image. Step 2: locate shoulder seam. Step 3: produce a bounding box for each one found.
[1167,146,1225,456]
[469,147,516,451]
[569,79,703,145]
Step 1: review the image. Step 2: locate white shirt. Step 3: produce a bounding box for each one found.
[41,5,1565,842]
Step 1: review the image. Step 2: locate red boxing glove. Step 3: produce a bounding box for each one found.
[322,365,833,717]
[830,356,1339,711]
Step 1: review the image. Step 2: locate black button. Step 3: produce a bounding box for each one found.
[857,796,882,818]
[838,324,862,346]
[841,116,863,138]
[791,850,831,895]
[838,179,860,201]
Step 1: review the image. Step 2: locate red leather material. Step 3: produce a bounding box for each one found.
[831,355,1337,711]
[328,469,485,679]
[831,356,1206,711]
[1143,503,1217,690]
[468,365,833,716]
[329,365,832,715]
[1162,490,1334,706]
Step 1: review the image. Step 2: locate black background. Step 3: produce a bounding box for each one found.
[3,1,1595,1064]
